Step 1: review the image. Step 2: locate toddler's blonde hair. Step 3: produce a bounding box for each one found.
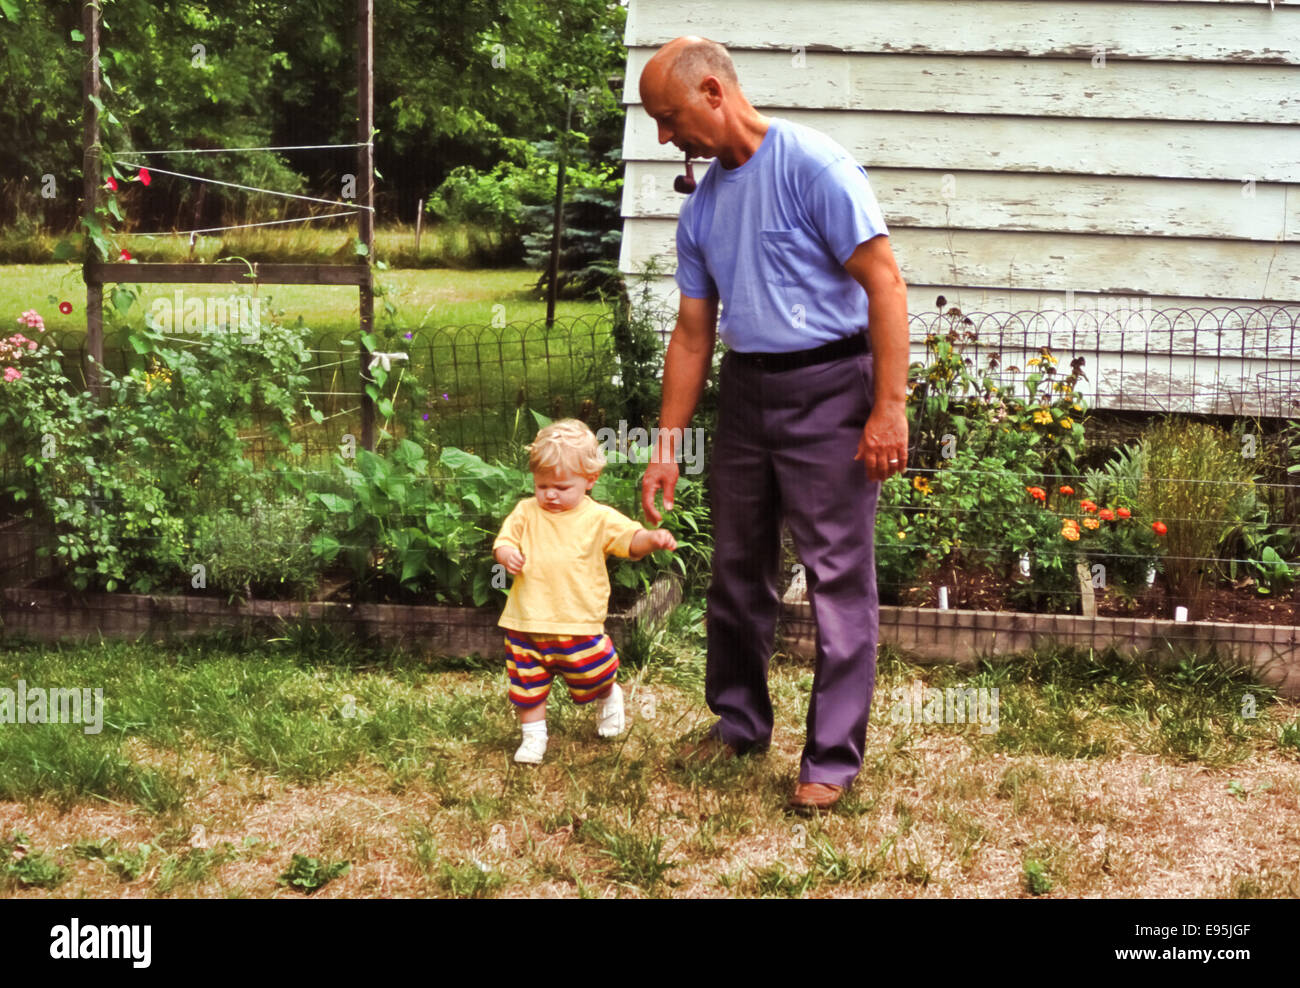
[527,418,606,477]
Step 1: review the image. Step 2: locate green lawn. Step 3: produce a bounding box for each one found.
[2,264,623,459]
[1,612,1297,899]
[2,265,608,340]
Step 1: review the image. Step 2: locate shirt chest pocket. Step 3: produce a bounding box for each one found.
[759,228,806,288]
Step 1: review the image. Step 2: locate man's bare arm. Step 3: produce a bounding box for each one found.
[843,234,909,480]
[642,293,718,523]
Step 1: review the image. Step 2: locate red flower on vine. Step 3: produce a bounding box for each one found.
[120,250,133,261]
[1152,521,1167,535]
[138,167,152,186]
[105,176,117,192]
[59,301,72,314]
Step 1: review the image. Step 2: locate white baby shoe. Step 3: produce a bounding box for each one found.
[514,731,548,764]
[596,683,625,738]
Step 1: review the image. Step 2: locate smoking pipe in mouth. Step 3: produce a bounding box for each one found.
[673,154,696,194]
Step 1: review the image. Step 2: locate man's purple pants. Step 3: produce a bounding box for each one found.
[706,346,881,787]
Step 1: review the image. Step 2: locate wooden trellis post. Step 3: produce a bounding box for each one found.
[81,0,379,451]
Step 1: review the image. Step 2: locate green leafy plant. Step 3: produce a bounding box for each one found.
[74,837,153,882]
[604,258,668,430]
[0,305,319,593]
[192,495,329,602]
[308,441,523,605]
[1022,857,1053,896]
[277,853,351,894]
[2,833,67,891]
[596,449,710,596]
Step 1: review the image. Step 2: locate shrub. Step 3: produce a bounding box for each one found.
[192,496,328,601]
[0,301,319,593]
[1140,419,1259,618]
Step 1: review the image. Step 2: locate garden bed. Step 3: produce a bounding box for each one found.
[780,590,1300,699]
[896,563,1300,627]
[0,573,682,659]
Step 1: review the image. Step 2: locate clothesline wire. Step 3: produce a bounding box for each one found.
[123,210,361,239]
[116,143,372,155]
[112,161,375,212]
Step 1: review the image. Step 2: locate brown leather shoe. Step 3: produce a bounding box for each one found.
[789,782,844,812]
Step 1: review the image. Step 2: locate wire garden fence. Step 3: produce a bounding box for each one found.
[2,303,1297,623]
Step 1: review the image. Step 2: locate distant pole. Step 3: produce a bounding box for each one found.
[414,193,424,256]
[82,0,103,400]
[357,0,376,451]
[545,92,573,329]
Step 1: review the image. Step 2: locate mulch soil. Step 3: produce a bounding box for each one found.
[898,564,1299,626]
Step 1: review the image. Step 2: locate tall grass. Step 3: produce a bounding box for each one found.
[1139,418,1259,619]
[0,220,516,268]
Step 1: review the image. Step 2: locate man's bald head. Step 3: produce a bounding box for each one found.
[641,35,740,104]
[640,35,766,169]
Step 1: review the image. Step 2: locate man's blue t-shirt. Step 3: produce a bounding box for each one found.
[673,116,889,353]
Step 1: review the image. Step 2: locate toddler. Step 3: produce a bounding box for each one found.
[493,419,677,764]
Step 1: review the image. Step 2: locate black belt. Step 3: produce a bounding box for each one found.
[729,331,868,372]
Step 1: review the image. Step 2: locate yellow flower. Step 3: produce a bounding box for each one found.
[897,531,906,540]
[913,476,932,495]
[1082,517,1100,530]
[1059,417,1074,429]
[1027,358,1041,368]
[1033,409,1052,425]
[1042,352,1059,366]
[1062,525,1080,542]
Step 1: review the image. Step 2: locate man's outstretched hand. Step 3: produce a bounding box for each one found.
[641,456,679,525]
[855,403,908,481]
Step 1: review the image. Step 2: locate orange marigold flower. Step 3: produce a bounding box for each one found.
[1060,485,1075,495]
[1082,517,1100,530]
[1116,507,1131,519]
[1079,500,1097,513]
[1099,509,1115,521]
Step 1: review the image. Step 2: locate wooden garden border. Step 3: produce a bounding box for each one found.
[781,598,1300,699]
[81,0,380,450]
[0,574,683,660]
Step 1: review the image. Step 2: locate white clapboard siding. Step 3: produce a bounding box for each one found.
[625,0,1300,64]
[620,0,1300,412]
[625,109,1300,184]
[625,219,1300,301]
[624,163,1298,243]
[623,50,1300,124]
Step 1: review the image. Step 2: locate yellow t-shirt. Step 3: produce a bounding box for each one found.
[493,496,644,635]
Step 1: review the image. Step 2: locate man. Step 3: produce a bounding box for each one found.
[637,36,909,812]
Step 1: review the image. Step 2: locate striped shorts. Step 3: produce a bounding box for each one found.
[503,630,620,709]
